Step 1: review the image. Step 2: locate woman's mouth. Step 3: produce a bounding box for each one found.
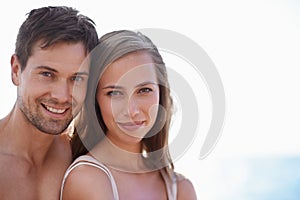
[117,121,145,132]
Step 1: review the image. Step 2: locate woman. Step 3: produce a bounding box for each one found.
[60,30,197,199]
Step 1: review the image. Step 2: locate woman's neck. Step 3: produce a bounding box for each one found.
[89,138,150,173]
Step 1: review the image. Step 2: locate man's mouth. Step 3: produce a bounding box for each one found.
[43,104,68,114]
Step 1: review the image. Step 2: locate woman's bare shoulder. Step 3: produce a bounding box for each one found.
[176,173,197,200]
[62,164,115,200]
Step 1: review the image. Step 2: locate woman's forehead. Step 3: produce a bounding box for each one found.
[100,52,158,86]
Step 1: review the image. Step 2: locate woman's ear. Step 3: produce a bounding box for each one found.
[11,54,22,86]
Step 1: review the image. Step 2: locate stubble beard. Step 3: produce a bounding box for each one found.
[18,96,73,135]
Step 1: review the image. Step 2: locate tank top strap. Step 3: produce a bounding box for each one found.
[60,155,119,200]
[160,168,187,200]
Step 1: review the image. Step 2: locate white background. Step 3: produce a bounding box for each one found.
[1,0,300,199]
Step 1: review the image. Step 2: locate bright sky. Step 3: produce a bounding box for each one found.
[1,0,300,199]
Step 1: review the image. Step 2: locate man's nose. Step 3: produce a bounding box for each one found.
[50,80,71,103]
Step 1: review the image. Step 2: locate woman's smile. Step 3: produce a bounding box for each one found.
[117,121,145,132]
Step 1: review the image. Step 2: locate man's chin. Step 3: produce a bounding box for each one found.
[36,123,71,136]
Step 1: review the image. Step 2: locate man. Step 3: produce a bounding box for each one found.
[0,6,98,199]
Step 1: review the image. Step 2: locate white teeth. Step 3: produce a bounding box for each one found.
[45,106,66,114]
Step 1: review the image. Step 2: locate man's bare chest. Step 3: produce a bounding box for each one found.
[0,156,65,200]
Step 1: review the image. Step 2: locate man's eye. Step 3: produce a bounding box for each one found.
[41,71,52,77]
[72,76,85,82]
[107,91,123,96]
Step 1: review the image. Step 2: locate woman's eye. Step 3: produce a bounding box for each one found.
[138,88,153,94]
[107,91,123,96]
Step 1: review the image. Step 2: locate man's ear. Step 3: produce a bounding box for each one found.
[11,54,22,86]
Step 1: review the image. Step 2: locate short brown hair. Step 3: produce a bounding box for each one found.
[15,6,99,70]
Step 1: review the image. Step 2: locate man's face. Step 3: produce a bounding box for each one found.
[12,41,89,135]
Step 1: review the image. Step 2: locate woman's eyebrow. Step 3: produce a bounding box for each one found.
[136,81,158,87]
[102,81,157,90]
[102,85,123,89]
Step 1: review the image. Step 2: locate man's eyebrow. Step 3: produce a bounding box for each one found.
[35,66,89,76]
[35,66,58,73]
[74,72,89,76]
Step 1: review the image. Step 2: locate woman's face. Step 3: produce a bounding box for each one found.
[96,51,160,149]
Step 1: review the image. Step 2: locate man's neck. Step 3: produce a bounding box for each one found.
[0,105,73,200]
[0,106,59,166]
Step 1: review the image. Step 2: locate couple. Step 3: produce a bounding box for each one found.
[0,6,197,200]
